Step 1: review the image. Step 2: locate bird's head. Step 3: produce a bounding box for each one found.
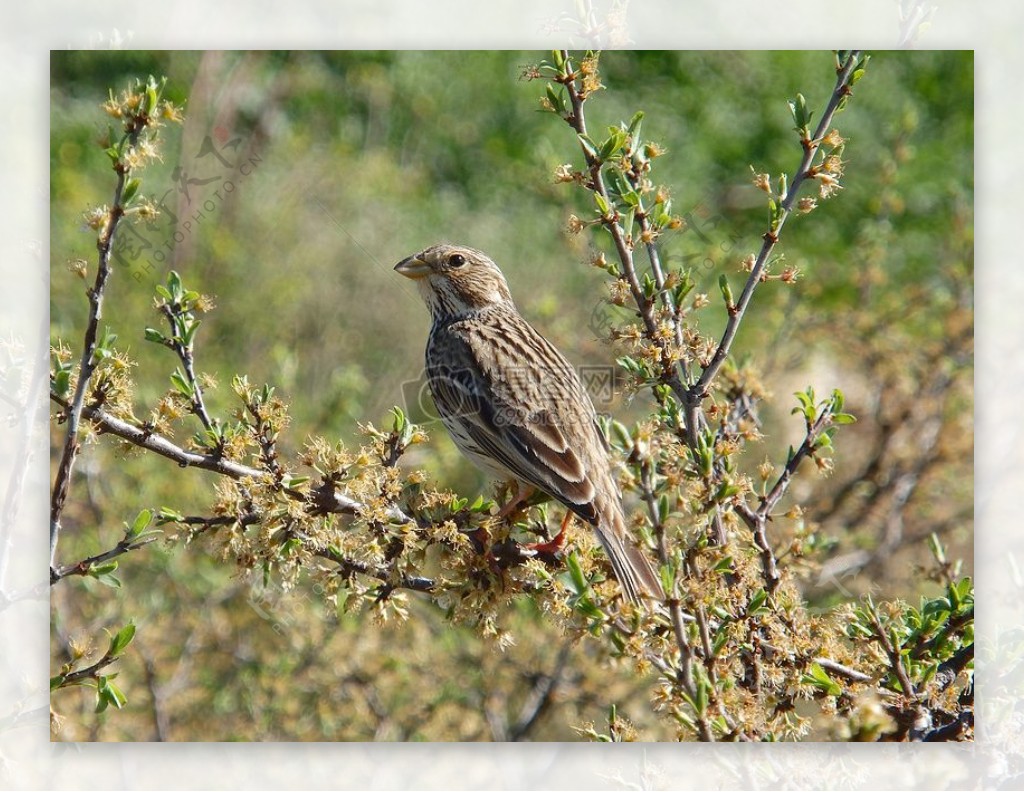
[394,244,514,319]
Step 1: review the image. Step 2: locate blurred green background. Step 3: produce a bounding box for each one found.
[50,51,973,740]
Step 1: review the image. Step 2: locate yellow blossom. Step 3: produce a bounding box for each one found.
[643,142,666,158]
[816,172,842,199]
[822,128,845,148]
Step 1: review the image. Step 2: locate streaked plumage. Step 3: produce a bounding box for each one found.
[395,243,663,605]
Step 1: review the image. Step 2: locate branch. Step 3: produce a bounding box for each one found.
[508,642,572,741]
[758,407,835,519]
[50,534,160,585]
[637,458,720,740]
[313,546,435,594]
[50,392,413,525]
[813,656,872,684]
[692,51,863,396]
[867,604,917,699]
[50,122,145,567]
[558,51,690,410]
[53,653,119,689]
[932,642,973,693]
[158,301,215,432]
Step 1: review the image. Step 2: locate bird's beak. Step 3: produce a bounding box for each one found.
[394,255,432,280]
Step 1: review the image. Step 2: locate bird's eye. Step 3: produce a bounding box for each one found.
[448,254,466,268]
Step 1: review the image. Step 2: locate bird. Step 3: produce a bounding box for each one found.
[394,242,664,605]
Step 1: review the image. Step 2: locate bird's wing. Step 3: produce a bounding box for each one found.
[428,315,603,520]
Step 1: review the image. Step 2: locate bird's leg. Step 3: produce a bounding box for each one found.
[495,482,536,522]
[524,510,572,556]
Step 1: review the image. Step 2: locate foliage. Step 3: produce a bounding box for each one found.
[49,51,972,741]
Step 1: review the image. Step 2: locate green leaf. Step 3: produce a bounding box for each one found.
[182,319,201,347]
[659,562,675,599]
[832,413,857,425]
[126,509,152,540]
[598,127,626,161]
[801,662,842,696]
[167,270,184,302]
[610,420,632,451]
[718,273,734,307]
[658,494,671,525]
[145,82,160,116]
[93,571,123,589]
[95,676,128,713]
[156,507,184,524]
[748,588,768,614]
[577,133,599,161]
[170,369,194,397]
[545,83,565,115]
[693,671,709,716]
[90,560,119,577]
[53,369,71,399]
[565,552,589,594]
[144,327,165,344]
[107,622,136,657]
[626,110,644,142]
[121,177,141,207]
[831,388,845,412]
[849,54,871,86]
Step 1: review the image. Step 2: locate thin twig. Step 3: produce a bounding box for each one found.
[693,51,863,396]
[638,458,713,733]
[313,546,435,594]
[867,603,917,698]
[159,302,215,432]
[813,656,872,684]
[759,407,834,519]
[50,118,148,568]
[509,642,572,741]
[52,651,119,690]
[558,51,689,413]
[50,535,160,585]
[50,393,411,524]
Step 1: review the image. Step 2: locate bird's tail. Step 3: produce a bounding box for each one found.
[594,500,665,607]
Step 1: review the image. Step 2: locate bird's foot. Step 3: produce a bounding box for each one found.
[522,511,572,557]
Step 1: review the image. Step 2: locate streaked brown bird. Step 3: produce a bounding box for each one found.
[395,243,663,605]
